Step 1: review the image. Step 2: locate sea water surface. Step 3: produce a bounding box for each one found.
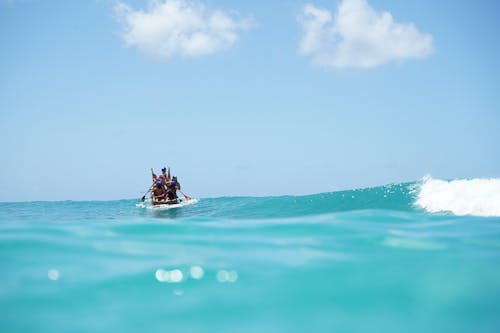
[1,177,500,333]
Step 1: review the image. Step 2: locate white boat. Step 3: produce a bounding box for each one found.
[138,198,199,211]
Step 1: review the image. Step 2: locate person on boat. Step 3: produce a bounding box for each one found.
[158,167,170,192]
[151,180,167,202]
[158,174,167,185]
[161,167,171,181]
[166,176,180,201]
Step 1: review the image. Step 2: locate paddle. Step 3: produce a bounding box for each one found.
[179,190,192,201]
[141,185,153,202]
[141,168,157,202]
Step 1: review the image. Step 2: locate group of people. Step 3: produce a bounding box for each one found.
[150,167,182,204]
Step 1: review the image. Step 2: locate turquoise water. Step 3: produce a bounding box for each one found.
[1,180,500,333]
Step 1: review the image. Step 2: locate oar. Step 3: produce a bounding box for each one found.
[142,168,157,202]
[141,185,153,202]
[179,190,192,200]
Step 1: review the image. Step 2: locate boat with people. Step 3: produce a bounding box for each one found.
[139,166,198,210]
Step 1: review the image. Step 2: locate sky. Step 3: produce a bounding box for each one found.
[0,0,499,201]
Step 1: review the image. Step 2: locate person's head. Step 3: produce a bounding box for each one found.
[172,176,177,181]
[161,167,167,174]
[156,181,163,188]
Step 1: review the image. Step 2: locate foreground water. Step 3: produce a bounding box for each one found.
[1,177,499,333]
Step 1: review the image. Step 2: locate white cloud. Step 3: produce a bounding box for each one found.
[115,0,255,59]
[298,0,434,68]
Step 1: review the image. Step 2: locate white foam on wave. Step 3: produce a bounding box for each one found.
[415,176,500,217]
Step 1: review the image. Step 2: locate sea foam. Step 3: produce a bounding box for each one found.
[415,176,500,217]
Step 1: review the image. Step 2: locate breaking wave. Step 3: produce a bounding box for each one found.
[415,176,500,217]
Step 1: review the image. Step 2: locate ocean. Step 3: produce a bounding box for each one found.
[1,176,499,333]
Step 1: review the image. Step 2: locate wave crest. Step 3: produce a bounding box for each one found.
[415,176,500,217]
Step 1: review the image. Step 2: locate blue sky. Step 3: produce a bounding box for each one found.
[0,0,499,201]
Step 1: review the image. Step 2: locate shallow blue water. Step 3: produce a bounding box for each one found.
[1,181,500,333]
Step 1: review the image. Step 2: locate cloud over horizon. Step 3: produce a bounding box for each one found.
[298,0,434,69]
[115,0,255,60]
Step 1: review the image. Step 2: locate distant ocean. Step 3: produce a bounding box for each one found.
[1,176,500,333]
